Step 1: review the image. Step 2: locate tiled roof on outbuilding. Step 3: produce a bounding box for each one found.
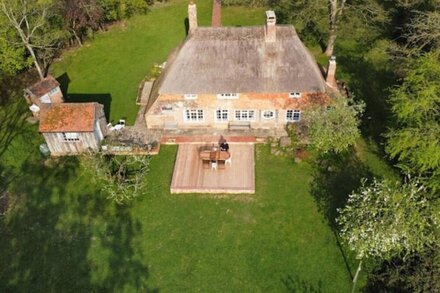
[27,75,60,97]
[39,103,97,133]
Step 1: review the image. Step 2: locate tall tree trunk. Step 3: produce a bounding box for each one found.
[25,43,44,80]
[351,260,362,293]
[71,29,83,47]
[325,0,338,56]
[325,30,337,56]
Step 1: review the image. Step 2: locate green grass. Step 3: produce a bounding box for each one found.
[0,98,357,292]
[51,1,265,125]
[0,136,354,291]
[355,138,399,181]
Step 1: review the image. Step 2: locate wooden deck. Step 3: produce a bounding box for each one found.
[171,143,255,194]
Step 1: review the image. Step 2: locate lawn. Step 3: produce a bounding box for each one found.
[1,132,357,291]
[51,0,265,124]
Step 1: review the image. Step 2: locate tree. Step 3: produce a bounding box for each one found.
[405,10,440,54]
[301,95,364,154]
[337,177,439,292]
[324,0,347,56]
[385,52,440,189]
[269,0,348,56]
[83,153,150,204]
[0,0,65,79]
[98,0,149,22]
[368,245,440,292]
[270,0,388,56]
[59,0,103,47]
[0,35,28,75]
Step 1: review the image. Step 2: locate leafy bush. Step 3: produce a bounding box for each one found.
[83,153,151,204]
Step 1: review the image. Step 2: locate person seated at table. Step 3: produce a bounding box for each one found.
[220,141,229,152]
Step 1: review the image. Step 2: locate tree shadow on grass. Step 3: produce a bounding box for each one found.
[281,275,323,293]
[0,99,31,159]
[336,44,396,143]
[310,150,373,228]
[310,150,374,281]
[0,155,156,291]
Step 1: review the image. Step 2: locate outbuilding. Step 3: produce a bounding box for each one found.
[24,75,64,117]
[39,103,108,156]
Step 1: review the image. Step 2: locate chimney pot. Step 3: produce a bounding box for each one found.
[265,11,276,42]
[326,56,337,88]
[188,1,198,34]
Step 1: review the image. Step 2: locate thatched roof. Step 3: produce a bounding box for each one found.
[159,26,326,94]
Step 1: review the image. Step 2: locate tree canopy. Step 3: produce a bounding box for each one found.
[301,95,364,154]
[385,52,440,189]
[337,177,439,260]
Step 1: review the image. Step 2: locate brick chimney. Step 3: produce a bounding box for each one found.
[326,56,337,88]
[188,1,198,34]
[212,0,221,27]
[265,11,276,42]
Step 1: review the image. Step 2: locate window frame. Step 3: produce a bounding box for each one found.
[48,87,58,96]
[184,94,198,100]
[215,109,229,122]
[184,108,204,123]
[161,105,174,114]
[286,109,301,122]
[288,92,301,99]
[262,110,275,120]
[62,132,80,142]
[234,109,256,122]
[217,93,239,100]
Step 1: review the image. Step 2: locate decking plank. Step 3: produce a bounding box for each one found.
[170,143,255,194]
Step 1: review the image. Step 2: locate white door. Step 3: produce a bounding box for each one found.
[40,94,51,103]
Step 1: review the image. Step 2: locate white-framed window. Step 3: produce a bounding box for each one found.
[286,110,301,122]
[184,94,198,100]
[262,110,275,120]
[48,87,58,96]
[161,105,173,114]
[184,109,204,122]
[217,93,239,100]
[62,132,80,142]
[235,110,255,121]
[289,92,301,98]
[215,109,229,122]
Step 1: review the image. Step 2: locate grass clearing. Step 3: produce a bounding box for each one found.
[1,134,354,291]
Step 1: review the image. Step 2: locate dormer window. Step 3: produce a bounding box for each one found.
[184,94,198,100]
[217,93,239,100]
[289,92,301,98]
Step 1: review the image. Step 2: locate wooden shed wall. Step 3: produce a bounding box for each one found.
[43,132,100,156]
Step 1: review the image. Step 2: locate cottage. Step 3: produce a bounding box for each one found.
[39,103,108,156]
[145,4,335,133]
[24,75,64,116]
